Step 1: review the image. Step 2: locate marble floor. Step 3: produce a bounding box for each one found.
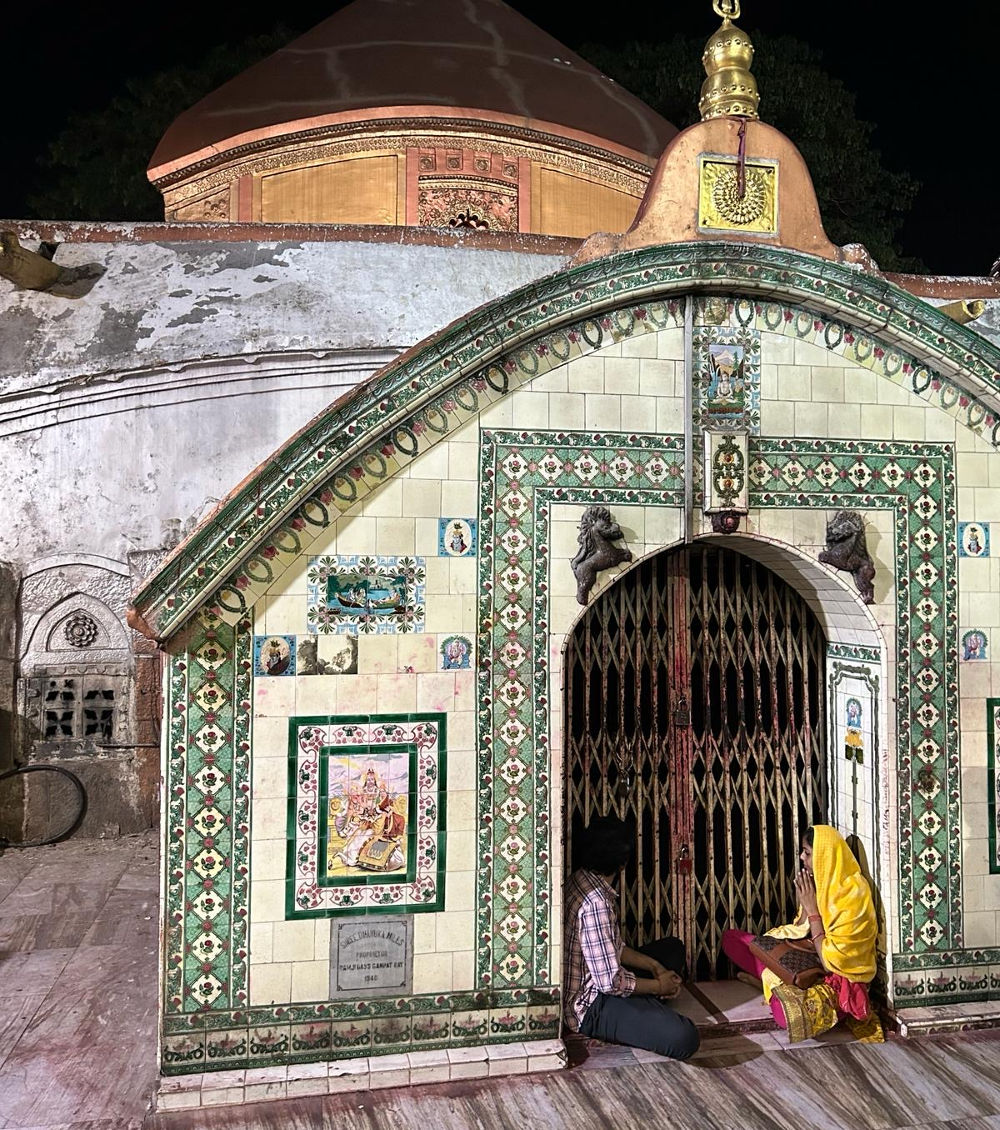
[3,833,1000,1130]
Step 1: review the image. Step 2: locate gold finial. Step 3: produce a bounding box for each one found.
[699,0,760,121]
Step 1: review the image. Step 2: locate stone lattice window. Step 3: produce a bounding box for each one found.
[29,675,119,745]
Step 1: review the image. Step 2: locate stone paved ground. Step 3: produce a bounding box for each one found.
[4,833,1000,1130]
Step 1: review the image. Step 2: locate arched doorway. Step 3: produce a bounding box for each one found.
[565,541,827,979]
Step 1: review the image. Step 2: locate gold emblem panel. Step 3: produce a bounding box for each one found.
[698,155,778,235]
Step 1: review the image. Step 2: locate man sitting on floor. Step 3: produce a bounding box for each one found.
[564,815,700,1060]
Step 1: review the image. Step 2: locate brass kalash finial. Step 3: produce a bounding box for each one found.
[699,0,760,121]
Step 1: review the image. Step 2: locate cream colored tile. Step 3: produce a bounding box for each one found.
[550,595,582,636]
[827,403,861,438]
[875,378,914,406]
[377,672,417,713]
[272,920,317,963]
[479,397,514,427]
[759,363,779,401]
[794,401,828,437]
[358,635,398,675]
[811,366,845,403]
[644,505,682,547]
[761,399,794,435]
[434,911,475,951]
[413,913,436,954]
[252,754,287,799]
[893,406,926,441]
[959,452,991,486]
[620,332,658,359]
[250,840,286,882]
[250,880,286,922]
[844,366,877,403]
[449,442,479,481]
[511,392,550,429]
[585,394,622,431]
[566,355,605,393]
[249,922,273,964]
[362,478,403,518]
[254,676,296,717]
[290,960,329,1002]
[294,675,341,715]
[551,518,583,560]
[334,515,377,554]
[448,789,475,831]
[423,556,450,596]
[963,910,996,949]
[250,962,292,1006]
[443,481,478,515]
[375,517,415,553]
[264,590,307,636]
[417,671,458,712]
[415,517,440,556]
[656,328,684,360]
[423,594,464,633]
[412,951,453,994]
[548,392,586,429]
[448,711,476,754]
[620,395,653,431]
[859,404,894,439]
[446,829,476,870]
[460,595,478,633]
[449,559,477,595]
[408,443,450,481]
[401,478,442,517]
[605,357,641,392]
[776,365,811,402]
[962,801,989,839]
[397,634,438,672]
[794,339,838,367]
[529,367,567,393]
[925,410,957,443]
[655,397,684,434]
[446,868,476,911]
[960,663,992,699]
[638,358,675,397]
[253,715,289,758]
[961,728,988,768]
[452,948,475,991]
[761,332,796,365]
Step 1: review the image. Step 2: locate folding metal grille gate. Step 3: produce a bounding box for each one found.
[564,544,827,979]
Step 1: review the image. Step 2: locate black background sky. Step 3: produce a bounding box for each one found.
[1,1,990,276]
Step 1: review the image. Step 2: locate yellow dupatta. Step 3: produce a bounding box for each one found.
[761,824,877,1001]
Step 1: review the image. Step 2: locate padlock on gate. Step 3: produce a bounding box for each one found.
[676,842,692,875]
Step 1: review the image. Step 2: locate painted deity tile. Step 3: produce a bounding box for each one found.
[297,634,358,675]
[692,324,761,433]
[286,714,446,917]
[959,522,990,558]
[440,635,473,670]
[439,518,477,557]
[254,634,296,677]
[307,555,426,635]
[962,629,989,661]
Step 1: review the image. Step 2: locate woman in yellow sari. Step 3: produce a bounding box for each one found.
[721,825,883,1042]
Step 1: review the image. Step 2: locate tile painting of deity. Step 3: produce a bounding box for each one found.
[846,697,862,728]
[439,518,477,557]
[288,714,446,916]
[962,629,988,661]
[706,343,746,420]
[440,634,472,669]
[959,522,989,558]
[324,751,411,882]
[692,324,761,432]
[253,634,295,676]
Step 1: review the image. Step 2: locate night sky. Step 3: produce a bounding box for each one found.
[1,0,990,276]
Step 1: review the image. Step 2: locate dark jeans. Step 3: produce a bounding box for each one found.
[579,937,700,1061]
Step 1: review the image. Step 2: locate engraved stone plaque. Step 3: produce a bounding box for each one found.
[329,915,413,998]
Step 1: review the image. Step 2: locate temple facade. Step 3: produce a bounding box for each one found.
[3,0,1000,1109]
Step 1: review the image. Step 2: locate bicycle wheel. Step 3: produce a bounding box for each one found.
[0,764,87,848]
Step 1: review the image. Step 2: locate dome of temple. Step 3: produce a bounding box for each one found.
[147,0,677,237]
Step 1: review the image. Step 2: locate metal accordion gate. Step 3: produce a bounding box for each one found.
[564,542,827,980]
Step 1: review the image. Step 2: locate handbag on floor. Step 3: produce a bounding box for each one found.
[747,934,824,989]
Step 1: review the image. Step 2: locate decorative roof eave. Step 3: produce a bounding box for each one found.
[129,241,1000,644]
[147,105,659,187]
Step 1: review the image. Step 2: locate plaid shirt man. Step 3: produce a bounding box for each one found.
[563,868,637,1030]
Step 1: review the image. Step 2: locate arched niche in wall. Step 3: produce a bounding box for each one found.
[17,570,133,759]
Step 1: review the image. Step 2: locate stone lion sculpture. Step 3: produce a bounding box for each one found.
[571,505,633,605]
[818,510,876,604]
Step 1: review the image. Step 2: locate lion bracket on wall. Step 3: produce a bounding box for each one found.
[818,510,876,604]
[571,505,633,605]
